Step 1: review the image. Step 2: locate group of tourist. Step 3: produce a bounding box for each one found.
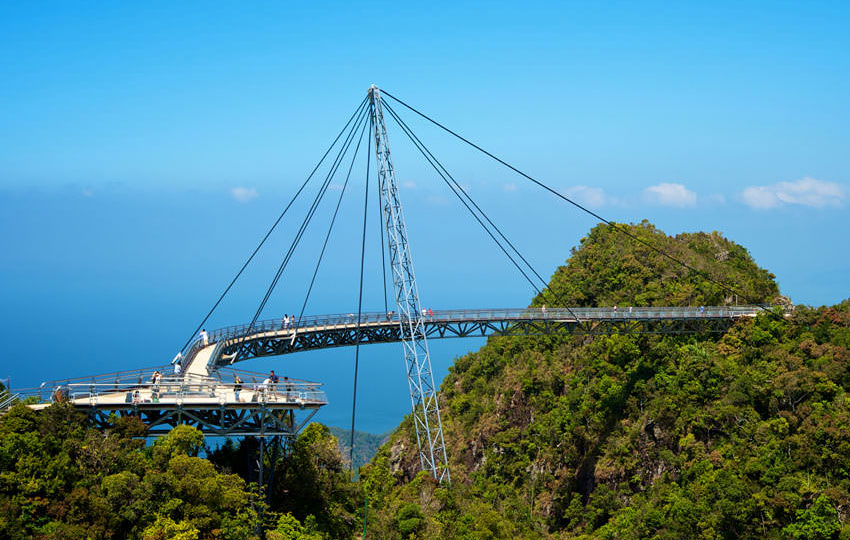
[281,314,296,329]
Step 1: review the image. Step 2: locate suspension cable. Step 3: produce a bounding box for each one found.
[234,103,371,358]
[381,103,546,304]
[178,96,368,354]
[383,100,579,320]
[249,104,369,323]
[297,114,370,321]
[381,89,766,308]
[350,105,372,470]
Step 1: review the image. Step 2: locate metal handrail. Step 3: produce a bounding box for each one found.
[15,367,323,400]
[13,379,327,406]
[0,392,19,410]
[202,305,777,345]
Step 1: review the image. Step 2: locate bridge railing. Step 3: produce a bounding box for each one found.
[204,305,774,344]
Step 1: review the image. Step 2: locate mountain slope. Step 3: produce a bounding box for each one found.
[359,222,850,540]
[327,426,390,471]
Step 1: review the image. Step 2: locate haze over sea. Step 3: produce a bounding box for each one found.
[1,1,848,433]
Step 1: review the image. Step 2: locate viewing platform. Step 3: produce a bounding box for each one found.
[11,367,327,437]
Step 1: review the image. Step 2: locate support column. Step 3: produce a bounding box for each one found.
[368,85,450,483]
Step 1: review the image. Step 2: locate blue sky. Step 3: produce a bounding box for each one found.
[1,1,848,432]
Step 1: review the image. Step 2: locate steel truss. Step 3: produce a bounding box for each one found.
[81,404,319,437]
[213,315,739,366]
[367,85,450,483]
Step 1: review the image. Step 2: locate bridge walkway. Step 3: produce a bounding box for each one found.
[179,305,772,373]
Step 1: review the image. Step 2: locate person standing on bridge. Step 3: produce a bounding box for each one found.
[174,361,182,376]
[269,370,279,395]
[200,329,209,346]
[429,308,434,320]
[283,376,294,401]
[233,376,242,402]
[151,371,161,402]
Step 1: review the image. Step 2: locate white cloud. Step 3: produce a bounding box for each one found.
[643,183,697,207]
[81,187,94,197]
[402,180,417,190]
[740,186,778,209]
[741,177,846,209]
[503,183,518,192]
[230,187,259,203]
[563,185,607,208]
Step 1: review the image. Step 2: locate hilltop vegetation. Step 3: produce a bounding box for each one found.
[357,222,850,539]
[539,220,780,308]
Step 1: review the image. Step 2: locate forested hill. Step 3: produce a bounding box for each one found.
[359,221,850,539]
[537,220,780,308]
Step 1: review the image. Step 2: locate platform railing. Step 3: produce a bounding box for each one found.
[14,379,327,407]
[0,391,19,412]
[14,365,326,408]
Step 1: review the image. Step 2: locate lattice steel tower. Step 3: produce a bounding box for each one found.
[368,85,450,483]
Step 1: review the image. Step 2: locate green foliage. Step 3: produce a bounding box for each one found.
[359,223,850,539]
[396,502,425,536]
[150,424,204,465]
[207,425,362,539]
[0,408,262,539]
[784,494,840,540]
[538,221,779,308]
[270,423,361,538]
[266,513,323,540]
[141,514,200,540]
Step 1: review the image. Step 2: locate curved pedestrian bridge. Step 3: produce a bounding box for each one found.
[6,305,775,435]
[186,305,774,373]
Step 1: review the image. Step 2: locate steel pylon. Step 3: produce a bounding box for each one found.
[368,85,450,483]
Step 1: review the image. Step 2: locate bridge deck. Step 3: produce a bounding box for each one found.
[183,305,771,372]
